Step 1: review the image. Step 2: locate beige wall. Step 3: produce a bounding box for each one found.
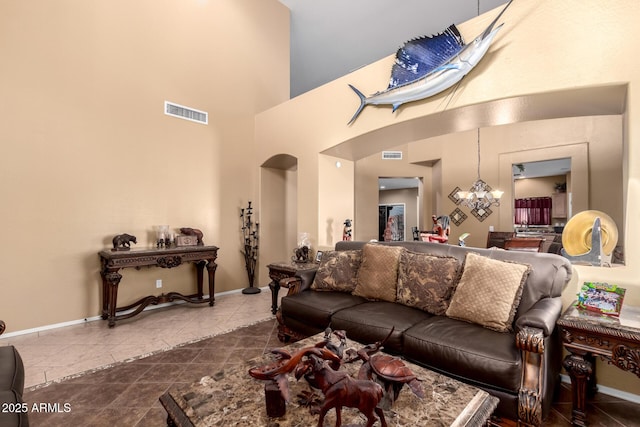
[405,116,622,249]
[355,146,432,241]
[0,0,289,332]
[256,1,640,394]
[514,176,566,199]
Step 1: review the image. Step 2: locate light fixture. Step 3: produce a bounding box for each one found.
[456,129,504,210]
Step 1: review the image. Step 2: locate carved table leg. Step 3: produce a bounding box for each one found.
[195,261,206,300]
[563,353,593,427]
[269,279,280,315]
[102,271,122,328]
[206,259,217,306]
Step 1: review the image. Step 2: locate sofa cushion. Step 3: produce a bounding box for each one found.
[446,252,530,332]
[330,301,432,353]
[352,244,404,302]
[281,291,366,329]
[311,250,362,293]
[396,250,461,315]
[403,316,522,393]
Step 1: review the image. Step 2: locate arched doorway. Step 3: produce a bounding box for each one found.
[259,154,298,285]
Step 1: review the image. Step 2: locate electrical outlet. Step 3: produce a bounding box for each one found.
[156,279,162,288]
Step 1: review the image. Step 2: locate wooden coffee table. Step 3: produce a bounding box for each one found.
[159,333,498,426]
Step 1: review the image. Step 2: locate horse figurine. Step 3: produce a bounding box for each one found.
[307,354,387,427]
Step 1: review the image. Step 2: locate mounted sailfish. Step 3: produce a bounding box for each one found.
[348,0,514,125]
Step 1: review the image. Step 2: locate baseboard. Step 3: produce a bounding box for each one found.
[1,286,269,339]
[560,374,640,404]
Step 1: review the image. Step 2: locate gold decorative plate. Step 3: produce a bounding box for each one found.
[562,210,618,256]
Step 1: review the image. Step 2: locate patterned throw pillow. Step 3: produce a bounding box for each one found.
[396,250,461,315]
[311,250,362,293]
[352,244,404,302]
[445,252,531,332]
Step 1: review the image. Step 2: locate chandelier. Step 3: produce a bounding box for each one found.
[456,129,504,210]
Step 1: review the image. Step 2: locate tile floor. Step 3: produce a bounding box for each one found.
[1,288,275,389]
[3,288,640,426]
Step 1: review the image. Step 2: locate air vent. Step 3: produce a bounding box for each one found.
[164,101,208,125]
[382,151,403,160]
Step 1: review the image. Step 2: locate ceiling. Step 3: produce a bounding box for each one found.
[379,177,420,191]
[278,0,509,97]
[513,158,571,180]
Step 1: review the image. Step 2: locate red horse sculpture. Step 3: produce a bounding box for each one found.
[308,354,387,427]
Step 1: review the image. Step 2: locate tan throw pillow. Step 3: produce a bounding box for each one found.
[445,252,531,332]
[352,244,404,302]
[396,251,461,315]
[311,250,362,293]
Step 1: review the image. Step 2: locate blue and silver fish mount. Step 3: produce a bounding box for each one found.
[348,0,514,125]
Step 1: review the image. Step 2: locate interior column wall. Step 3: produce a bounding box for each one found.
[317,155,354,249]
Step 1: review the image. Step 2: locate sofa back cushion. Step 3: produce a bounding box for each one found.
[311,250,362,293]
[445,252,531,332]
[335,241,572,322]
[352,243,404,302]
[396,250,461,315]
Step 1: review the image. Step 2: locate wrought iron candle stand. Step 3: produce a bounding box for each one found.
[240,201,261,294]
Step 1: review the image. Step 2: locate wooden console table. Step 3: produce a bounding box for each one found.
[266,261,317,314]
[557,302,640,426]
[99,245,219,327]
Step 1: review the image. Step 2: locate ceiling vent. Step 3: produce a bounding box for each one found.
[382,151,403,160]
[164,101,208,125]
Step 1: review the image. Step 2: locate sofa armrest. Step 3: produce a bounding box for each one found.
[514,298,563,427]
[515,297,563,337]
[280,268,317,296]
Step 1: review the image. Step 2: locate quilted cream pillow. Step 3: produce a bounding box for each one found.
[352,244,404,302]
[445,252,531,332]
[311,250,362,293]
[396,250,461,315]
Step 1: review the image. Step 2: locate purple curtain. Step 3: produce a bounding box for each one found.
[514,197,552,226]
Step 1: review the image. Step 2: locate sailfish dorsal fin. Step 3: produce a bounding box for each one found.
[388,24,465,89]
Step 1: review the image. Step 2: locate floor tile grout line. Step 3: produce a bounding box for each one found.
[591,404,627,427]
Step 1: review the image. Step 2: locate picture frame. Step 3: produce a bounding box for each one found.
[577,281,626,317]
[315,250,324,263]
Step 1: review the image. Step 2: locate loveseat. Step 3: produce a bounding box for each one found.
[0,321,29,427]
[277,241,572,426]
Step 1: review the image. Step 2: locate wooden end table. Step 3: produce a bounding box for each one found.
[557,301,640,426]
[266,261,318,314]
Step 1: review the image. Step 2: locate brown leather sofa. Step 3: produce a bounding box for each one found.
[277,241,572,426]
[0,321,29,427]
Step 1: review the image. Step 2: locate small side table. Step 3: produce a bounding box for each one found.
[557,302,640,426]
[266,261,317,314]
